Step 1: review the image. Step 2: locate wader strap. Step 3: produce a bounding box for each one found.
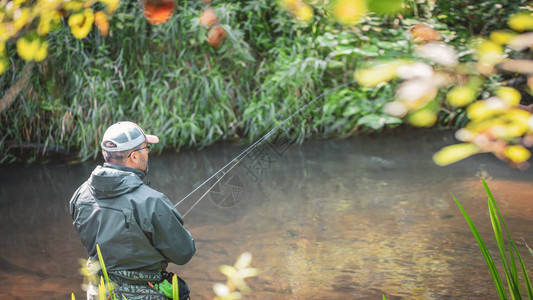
[104,270,164,285]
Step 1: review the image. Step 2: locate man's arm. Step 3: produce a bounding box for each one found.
[150,195,196,265]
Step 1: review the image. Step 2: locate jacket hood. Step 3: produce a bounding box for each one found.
[88,164,144,199]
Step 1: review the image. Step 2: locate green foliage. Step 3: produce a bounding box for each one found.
[454,179,533,299]
[1,0,412,162]
[315,87,401,135]
[434,0,528,35]
[1,0,525,162]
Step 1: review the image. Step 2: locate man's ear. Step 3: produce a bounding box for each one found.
[128,151,138,164]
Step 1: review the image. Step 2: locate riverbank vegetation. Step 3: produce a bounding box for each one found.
[0,0,532,165]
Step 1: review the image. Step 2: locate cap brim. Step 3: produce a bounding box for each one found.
[145,134,159,144]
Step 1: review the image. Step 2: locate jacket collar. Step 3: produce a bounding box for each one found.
[104,163,147,180]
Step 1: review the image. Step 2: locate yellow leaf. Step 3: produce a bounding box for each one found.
[0,57,9,74]
[490,30,518,45]
[498,123,529,138]
[446,86,476,107]
[34,40,48,62]
[504,144,531,163]
[237,267,259,278]
[467,118,510,138]
[68,13,85,27]
[69,9,95,39]
[234,252,252,269]
[408,108,437,127]
[331,0,367,24]
[64,1,84,11]
[38,18,51,36]
[13,8,30,30]
[16,36,39,61]
[0,24,11,41]
[294,2,313,23]
[384,101,408,117]
[219,265,237,278]
[508,13,533,32]
[37,11,62,35]
[279,0,299,10]
[213,283,230,297]
[34,0,62,12]
[397,78,438,110]
[433,143,481,166]
[477,40,504,65]
[108,0,120,14]
[495,86,521,106]
[505,108,531,125]
[466,100,503,120]
[354,61,402,86]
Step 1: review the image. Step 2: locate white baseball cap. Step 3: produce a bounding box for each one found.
[101,121,159,152]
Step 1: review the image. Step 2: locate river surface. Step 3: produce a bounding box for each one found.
[1,129,533,299]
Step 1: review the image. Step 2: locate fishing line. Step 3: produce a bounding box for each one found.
[176,80,356,218]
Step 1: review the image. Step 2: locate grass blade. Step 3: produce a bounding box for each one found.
[99,276,106,300]
[453,194,507,298]
[96,244,115,299]
[483,179,533,299]
[509,241,520,298]
[173,274,179,300]
[516,251,533,299]
[489,199,516,299]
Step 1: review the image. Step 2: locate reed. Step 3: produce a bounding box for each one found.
[96,244,116,299]
[454,179,533,299]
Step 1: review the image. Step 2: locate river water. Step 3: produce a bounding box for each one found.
[1,129,532,299]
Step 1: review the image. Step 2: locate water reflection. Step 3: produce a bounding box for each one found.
[1,129,532,299]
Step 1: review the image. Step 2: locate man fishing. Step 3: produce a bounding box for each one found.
[69,121,195,299]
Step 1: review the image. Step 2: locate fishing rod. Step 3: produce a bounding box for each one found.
[175,80,356,218]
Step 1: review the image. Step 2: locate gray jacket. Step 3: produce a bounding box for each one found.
[70,163,196,272]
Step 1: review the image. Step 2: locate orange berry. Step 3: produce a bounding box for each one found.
[94,11,109,36]
[200,7,218,27]
[143,0,176,25]
[207,25,226,47]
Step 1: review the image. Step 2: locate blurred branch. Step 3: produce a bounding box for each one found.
[0,62,34,114]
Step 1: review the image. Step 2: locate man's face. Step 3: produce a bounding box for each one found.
[130,142,151,172]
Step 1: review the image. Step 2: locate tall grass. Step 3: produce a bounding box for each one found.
[1,0,501,163]
[1,0,333,162]
[454,179,533,299]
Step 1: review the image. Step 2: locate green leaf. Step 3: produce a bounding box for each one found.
[368,0,405,15]
[356,114,400,130]
[343,106,361,117]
